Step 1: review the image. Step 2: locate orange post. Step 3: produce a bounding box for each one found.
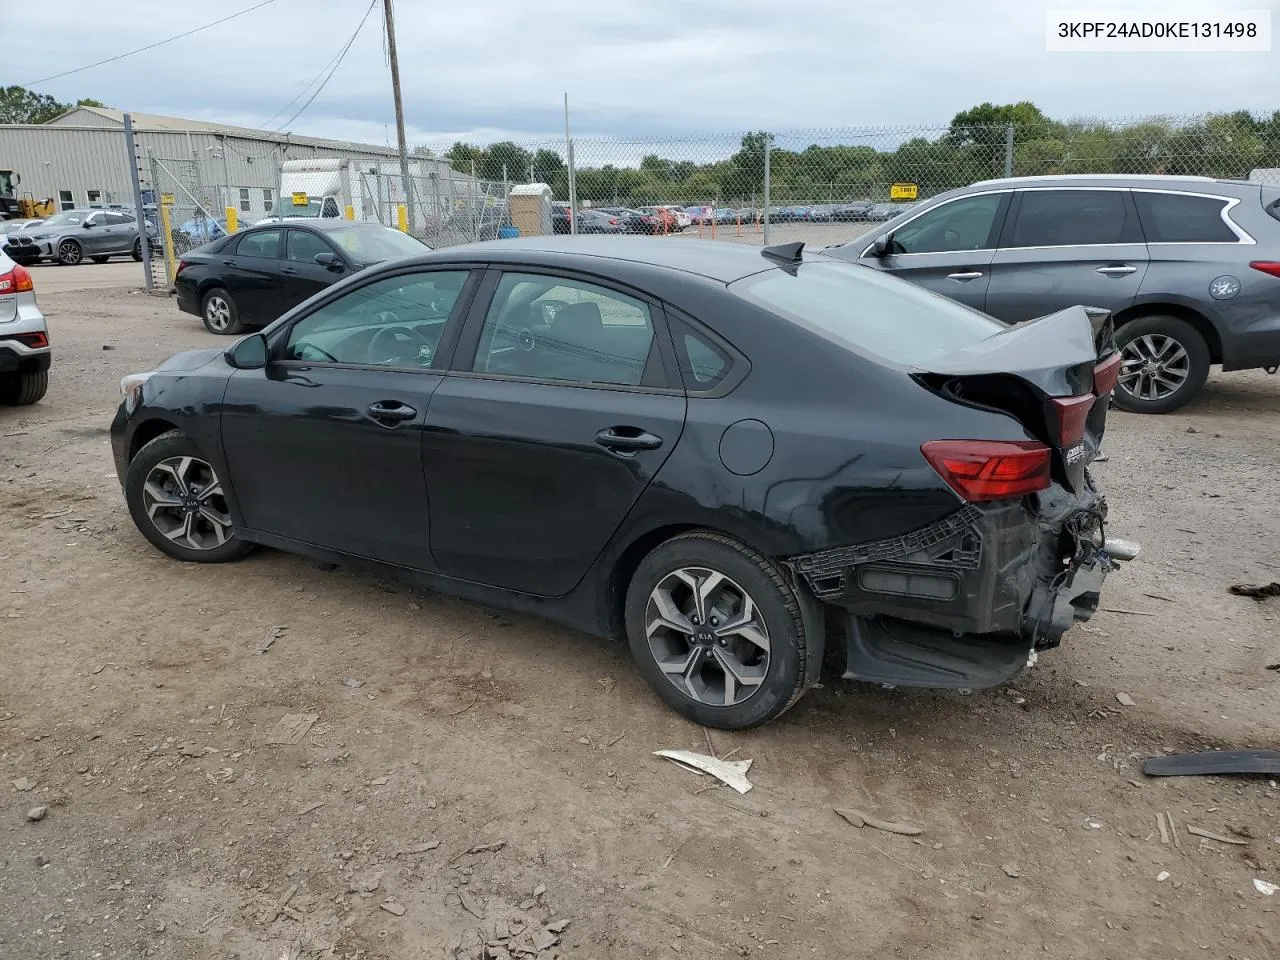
[735,211,743,237]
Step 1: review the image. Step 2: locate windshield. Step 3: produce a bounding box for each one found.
[731,260,1003,367]
[39,211,87,227]
[0,172,12,195]
[0,221,31,234]
[326,225,429,263]
[270,198,323,218]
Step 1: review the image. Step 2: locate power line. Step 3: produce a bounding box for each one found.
[275,0,379,132]
[260,44,352,130]
[23,0,283,86]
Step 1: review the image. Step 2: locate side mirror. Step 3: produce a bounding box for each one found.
[83,221,95,229]
[870,233,891,258]
[225,333,268,370]
[314,251,345,271]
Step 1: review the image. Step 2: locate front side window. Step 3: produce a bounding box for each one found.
[889,193,1004,254]
[472,273,656,386]
[104,212,129,225]
[235,229,281,258]
[731,260,1003,367]
[1133,191,1238,243]
[285,271,470,367]
[286,230,334,264]
[1007,189,1140,248]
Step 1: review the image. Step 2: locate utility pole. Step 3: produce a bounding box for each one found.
[383,0,415,233]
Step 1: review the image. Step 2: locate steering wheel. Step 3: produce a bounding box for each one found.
[367,324,433,365]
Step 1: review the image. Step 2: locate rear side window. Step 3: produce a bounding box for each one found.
[731,261,1003,367]
[235,230,281,258]
[668,315,734,391]
[1134,191,1238,242]
[1006,190,1141,248]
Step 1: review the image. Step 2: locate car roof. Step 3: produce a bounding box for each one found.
[247,219,390,233]
[965,173,1259,193]
[418,236,797,283]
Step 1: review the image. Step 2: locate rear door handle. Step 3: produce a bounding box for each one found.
[595,427,663,453]
[946,271,984,281]
[281,267,297,275]
[1096,265,1137,275]
[367,400,417,422]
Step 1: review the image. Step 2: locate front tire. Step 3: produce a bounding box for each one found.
[201,287,244,335]
[1113,315,1210,414]
[625,531,810,730]
[57,240,83,266]
[124,430,252,564]
[0,369,48,405]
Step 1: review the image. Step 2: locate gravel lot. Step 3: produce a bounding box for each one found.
[1,270,1278,960]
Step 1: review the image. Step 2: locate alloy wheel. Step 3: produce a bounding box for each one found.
[58,241,83,265]
[1118,334,1190,403]
[645,566,771,707]
[204,296,232,332]
[141,456,233,551]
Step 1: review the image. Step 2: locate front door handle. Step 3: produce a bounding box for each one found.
[595,427,663,453]
[367,400,417,422]
[222,259,237,267]
[1096,265,1137,276]
[946,271,984,281]
[281,266,297,275]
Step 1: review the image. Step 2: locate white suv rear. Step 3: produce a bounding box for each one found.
[0,247,50,405]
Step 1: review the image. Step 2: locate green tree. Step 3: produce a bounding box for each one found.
[0,85,68,124]
[480,141,532,183]
[445,141,486,173]
[75,97,109,109]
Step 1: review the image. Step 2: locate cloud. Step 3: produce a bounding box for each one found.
[17,0,1278,152]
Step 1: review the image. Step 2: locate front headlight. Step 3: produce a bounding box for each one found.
[120,371,155,413]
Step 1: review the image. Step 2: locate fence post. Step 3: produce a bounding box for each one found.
[1004,123,1015,178]
[762,133,771,246]
[122,114,153,292]
[564,93,578,235]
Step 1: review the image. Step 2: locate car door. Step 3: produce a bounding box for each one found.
[104,212,133,254]
[855,191,1010,311]
[422,269,687,597]
[283,228,345,308]
[984,188,1150,324]
[220,229,291,324]
[219,267,478,568]
[80,212,109,255]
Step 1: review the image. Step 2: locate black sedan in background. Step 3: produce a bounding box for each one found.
[112,237,1135,729]
[174,220,430,335]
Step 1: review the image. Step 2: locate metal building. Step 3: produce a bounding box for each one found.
[0,106,447,221]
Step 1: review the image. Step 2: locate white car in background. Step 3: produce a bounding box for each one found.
[661,205,692,229]
[0,246,50,404]
[0,219,44,249]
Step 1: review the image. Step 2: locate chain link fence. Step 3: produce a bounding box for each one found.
[424,113,1280,247]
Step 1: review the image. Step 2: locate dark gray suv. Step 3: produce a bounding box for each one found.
[826,175,1280,412]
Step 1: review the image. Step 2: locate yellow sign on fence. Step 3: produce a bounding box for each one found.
[160,193,175,206]
[889,183,919,201]
[291,191,309,206]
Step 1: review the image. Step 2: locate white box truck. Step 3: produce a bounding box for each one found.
[259,158,430,228]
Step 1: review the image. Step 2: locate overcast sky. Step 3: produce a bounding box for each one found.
[15,0,1278,151]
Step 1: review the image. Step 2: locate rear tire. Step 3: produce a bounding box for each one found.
[124,429,252,564]
[201,287,244,335]
[0,369,48,405]
[1112,315,1210,414]
[625,531,810,730]
[131,238,144,261]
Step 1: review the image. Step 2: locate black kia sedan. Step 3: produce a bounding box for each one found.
[111,237,1135,729]
[173,219,430,335]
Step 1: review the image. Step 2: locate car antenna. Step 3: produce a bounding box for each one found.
[761,241,804,264]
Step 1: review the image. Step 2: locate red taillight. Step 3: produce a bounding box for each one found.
[609,217,619,225]
[1051,394,1095,447]
[175,259,189,278]
[1093,353,1122,396]
[12,331,49,349]
[1249,260,1280,278]
[921,440,1052,502]
[0,264,33,294]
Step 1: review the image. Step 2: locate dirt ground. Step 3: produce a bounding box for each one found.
[2,276,1278,960]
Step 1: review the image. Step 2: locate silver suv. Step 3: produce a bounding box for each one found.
[826,175,1280,413]
[0,247,50,404]
[6,209,156,266]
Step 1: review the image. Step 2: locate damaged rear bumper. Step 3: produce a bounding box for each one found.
[786,482,1134,690]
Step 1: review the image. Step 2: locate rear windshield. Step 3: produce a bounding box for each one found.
[1263,187,1280,224]
[730,260,1004,366]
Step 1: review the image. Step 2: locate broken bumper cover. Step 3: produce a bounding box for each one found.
[786,484,1131,689]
